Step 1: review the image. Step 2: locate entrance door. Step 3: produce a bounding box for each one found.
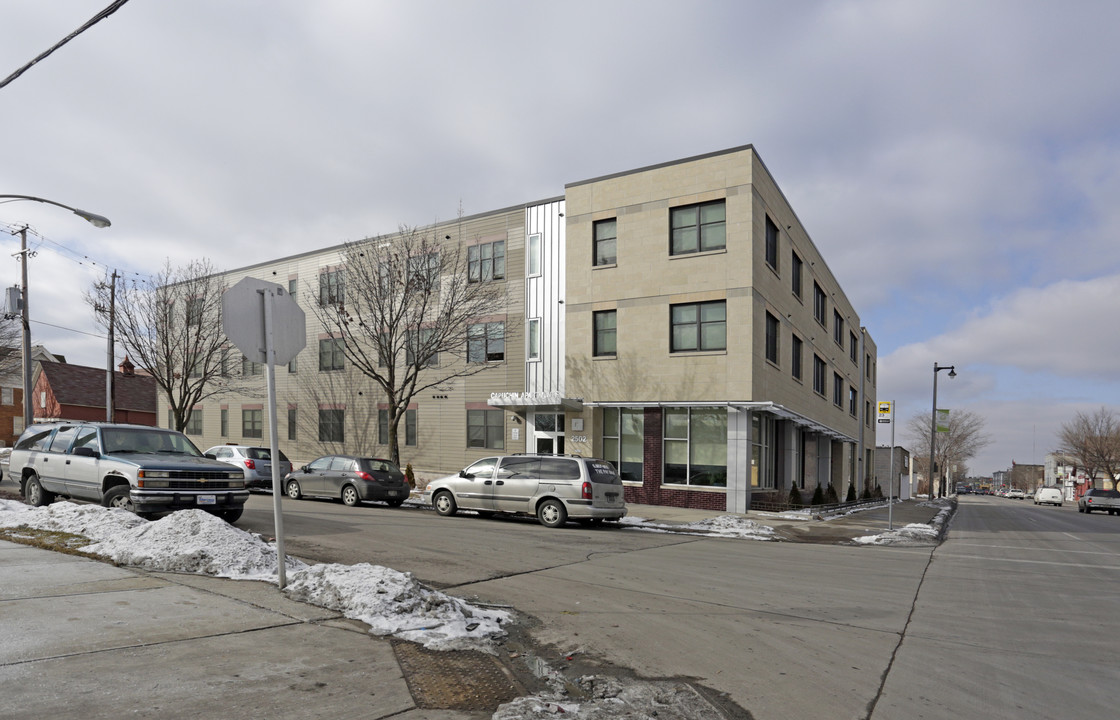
[531,412,565,455]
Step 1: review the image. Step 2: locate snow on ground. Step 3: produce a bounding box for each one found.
[0,499,508,652]
[852,498,953,546]
[619,514,776,540]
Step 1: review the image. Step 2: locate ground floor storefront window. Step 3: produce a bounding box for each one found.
[663,407,727,487]
[602,407,644,482]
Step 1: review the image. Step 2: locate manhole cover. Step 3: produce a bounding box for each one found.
[393,640,523,711]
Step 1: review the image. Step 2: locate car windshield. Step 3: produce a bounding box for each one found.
[102,428,203,456]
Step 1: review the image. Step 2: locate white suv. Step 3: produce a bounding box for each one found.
[422,454,627,528]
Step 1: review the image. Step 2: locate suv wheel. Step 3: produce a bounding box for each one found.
[537,498,568,528]
[219,508,243,523]
[433,491,458,517]
[24,474,54,507]
[104,485,136,513]
[286,479,302,500]
[341,485,360,507]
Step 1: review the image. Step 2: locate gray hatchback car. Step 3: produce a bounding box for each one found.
[421,453,627,528]
[284,455,409,507]
[204,445,293,490]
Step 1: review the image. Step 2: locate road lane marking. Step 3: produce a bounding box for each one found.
[939,552,1120,570]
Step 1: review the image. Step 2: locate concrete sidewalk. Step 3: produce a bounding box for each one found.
[0,538,504,720]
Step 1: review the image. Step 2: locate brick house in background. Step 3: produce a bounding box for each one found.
[0,345,65,446]
[32,357,157,426]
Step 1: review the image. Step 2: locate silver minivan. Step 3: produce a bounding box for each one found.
[422,454,627,528]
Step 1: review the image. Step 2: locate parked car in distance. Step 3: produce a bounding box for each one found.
[204,444,292,490]
[1034,487,1063,506]
[1006,489,1025,500]
[1078,488,1120,515]
[421,453,627,528]
[283,455,409,507]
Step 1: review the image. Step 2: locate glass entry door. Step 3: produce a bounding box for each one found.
[531,412,565,455]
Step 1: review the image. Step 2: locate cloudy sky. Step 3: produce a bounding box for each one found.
[2,1,1118,476]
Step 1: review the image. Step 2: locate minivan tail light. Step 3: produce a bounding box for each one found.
[582,481,592,500]
[244,459,256,470]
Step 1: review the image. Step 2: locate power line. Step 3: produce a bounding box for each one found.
[0,0,133,91]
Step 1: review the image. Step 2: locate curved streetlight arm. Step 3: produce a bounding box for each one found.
[930,363,958,498]
[0,194,111,228]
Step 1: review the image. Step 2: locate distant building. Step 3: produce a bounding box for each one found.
[874,445,911,500]
[33,357,157,426]
[0,345,64,445]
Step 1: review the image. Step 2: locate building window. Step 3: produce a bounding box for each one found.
[594,218,617,266]
[765,311,779,365]
[220,408,228,437]
[670,200,725,255]
[242,409,263,439]
[671,301,726,352]
[834,310,844,346]
[813,355,827,396]
[664,407,727,487]
[866,400,872,427]
[792,252,803,299]
[814,282,827,327]
[288,354,297,374]
[528,233,542,277]
[751,413,776,489]
[467,409,504,449]
[319,338,345,371]
[849,386,858,417]
[593,310,617,357]
[468,241,505,283]
[765,216,779,272]
[527,319,540,362]
[850,331,859,364]
[288,278,298,300]
[319,268,343,305]
[242,356,263,376]
[791,334,803,380]
[186,298,203,326]
[2,387,13,405]
[379,409,417,447]
[833,373,844,407]
[318,409,344,443]
[406,327,438,367]
[602,407,644,482]
[288,407,297,441]
[185,410,202,436]
[468,322,505,362]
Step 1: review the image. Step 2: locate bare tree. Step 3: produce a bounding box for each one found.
[0,315,23,378]
[309,224,512,465]
[906,409,992,497]
[86,259,243,431]
[1056,407,1120,488]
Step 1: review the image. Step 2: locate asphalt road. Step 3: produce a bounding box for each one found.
[236,492,1119,720]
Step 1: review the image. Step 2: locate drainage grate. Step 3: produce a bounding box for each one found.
[393,639,523,711]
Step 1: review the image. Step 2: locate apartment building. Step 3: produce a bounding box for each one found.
[175,145,876,511]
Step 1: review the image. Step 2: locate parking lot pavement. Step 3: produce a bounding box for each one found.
[0,539,495,720]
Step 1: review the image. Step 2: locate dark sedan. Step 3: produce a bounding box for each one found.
[283,455,409,507]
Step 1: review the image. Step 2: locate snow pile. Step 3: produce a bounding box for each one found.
[619,514,775,540]
[284,562,508,651]
[0,499,507,651]
[852,499,954,546]
[495,674,724,719]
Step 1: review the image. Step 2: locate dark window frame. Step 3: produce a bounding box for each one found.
[765,311,779,365]
[669,199,726,256]
[765,216,779,272]
[594,218,617,266]
[593,309,617,357]
[670,300,727,353]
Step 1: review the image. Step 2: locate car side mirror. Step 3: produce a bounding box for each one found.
[459,470,472,478]
[72,447,99,458]
[302,466,311,473]
[204,453,217,460]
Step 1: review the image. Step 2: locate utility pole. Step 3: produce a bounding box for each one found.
[17,226,32,430]
[104,270,118,422]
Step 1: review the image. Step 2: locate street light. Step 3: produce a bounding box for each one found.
[929,362,957,498]
[1,194,111,431]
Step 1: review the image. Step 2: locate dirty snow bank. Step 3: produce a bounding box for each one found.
[620,513,775,540]
[852,498,954,546]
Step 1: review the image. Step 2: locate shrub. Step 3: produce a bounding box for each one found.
[873,483,884,499]
[788,485,803,507]
[404,463,416,489]
[846,483,857,502]
[825,483,839,504]
[811,484,824,506]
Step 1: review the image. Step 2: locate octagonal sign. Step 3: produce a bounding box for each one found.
[222,276,306,366]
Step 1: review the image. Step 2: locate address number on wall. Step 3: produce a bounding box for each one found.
[569,435,588,443]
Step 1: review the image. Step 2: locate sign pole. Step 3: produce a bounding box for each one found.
[877,401,896,530]
[260,287,287,589]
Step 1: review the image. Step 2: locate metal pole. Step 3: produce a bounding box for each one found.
[105,270,117,422]
[929,363,939,499]
[888,413,896,530]
[19,226,32,430]
[260,288,287,589]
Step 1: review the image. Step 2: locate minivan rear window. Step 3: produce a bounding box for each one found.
[587,460,622,484]
[538,458,581,480]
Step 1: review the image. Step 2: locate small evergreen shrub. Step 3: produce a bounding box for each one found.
[825,483,839,504]
[811,484,824,506]
[846,483,857,502]
[788,485,803,507]
[862,484,873,499]
[873,483,884,499]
